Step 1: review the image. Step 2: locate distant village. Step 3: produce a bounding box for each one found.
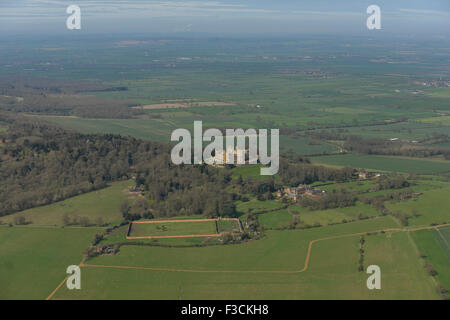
[413,79,450,88]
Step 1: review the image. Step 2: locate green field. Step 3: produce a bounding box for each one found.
[433,226,450,259]
[231,165,264,179]
[217,219,241,233]
[311,154,450,174]
[412,228,450,289]
[129,220,218,237]
[0,226,101,299]
[419,115,450,126]
[258,209,294,229]
[53,217,437,299]
[87,218,399,272]
[236,200,284,215]
[386,188,450,227]
[1,180,134,226]
[259,202,380,229]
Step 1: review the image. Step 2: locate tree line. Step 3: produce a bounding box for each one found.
[0,112,362,220]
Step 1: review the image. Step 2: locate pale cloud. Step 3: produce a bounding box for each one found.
[399,8,450,16]
[1,0,449,35]
[1,0,277,18]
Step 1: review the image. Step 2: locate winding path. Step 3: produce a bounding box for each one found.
[46,223,450,300]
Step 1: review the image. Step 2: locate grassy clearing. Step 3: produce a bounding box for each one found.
[231,165,264,179]
[0,226,101,299]
[129,220,217,237]
[0,180,134,227]
[311,154,450,174]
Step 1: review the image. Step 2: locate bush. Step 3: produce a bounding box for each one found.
[13,215,27,225]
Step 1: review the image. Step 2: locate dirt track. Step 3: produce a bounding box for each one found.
[46,223,450,299]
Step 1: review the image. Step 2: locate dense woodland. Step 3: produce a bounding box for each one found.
[0,112,160,215]
[0,112,360,219]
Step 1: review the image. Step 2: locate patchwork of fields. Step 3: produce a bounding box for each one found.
[52,219,439,300]
[1,163,449,300]
[311,154,450,174]
[1,36,449,300]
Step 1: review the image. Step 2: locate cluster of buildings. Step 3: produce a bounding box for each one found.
[277,171,382,202]
[276,184,327,202]
[204,147,258,167]
[413,80,450,88]
[357,171,382,180]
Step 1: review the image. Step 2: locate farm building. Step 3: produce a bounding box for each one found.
[276,184,326,201]
[358,171,382,180]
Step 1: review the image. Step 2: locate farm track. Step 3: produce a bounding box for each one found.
[46,223,450,299]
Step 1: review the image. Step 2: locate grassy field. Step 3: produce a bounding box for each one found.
[217,219,241,233]
[30,115,176,142]
[87,217,399,272]
[129,220,218,237]
[386,188,450,227]
[236,200,284,215]
[258,209,294,229]
[53,217,438,299]
[419,115,450,126]
[0,180,134,226]
[231,165,264,179]
[0,226,102,299]
[311,154,450,174]
[412,228,450,289]
[259,202,380,229]
[433,226,450,259]
[298,202,379,225]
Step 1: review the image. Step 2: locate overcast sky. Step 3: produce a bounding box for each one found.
[1,0,449,37]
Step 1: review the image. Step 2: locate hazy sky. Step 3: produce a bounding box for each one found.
[1,0,449,37]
